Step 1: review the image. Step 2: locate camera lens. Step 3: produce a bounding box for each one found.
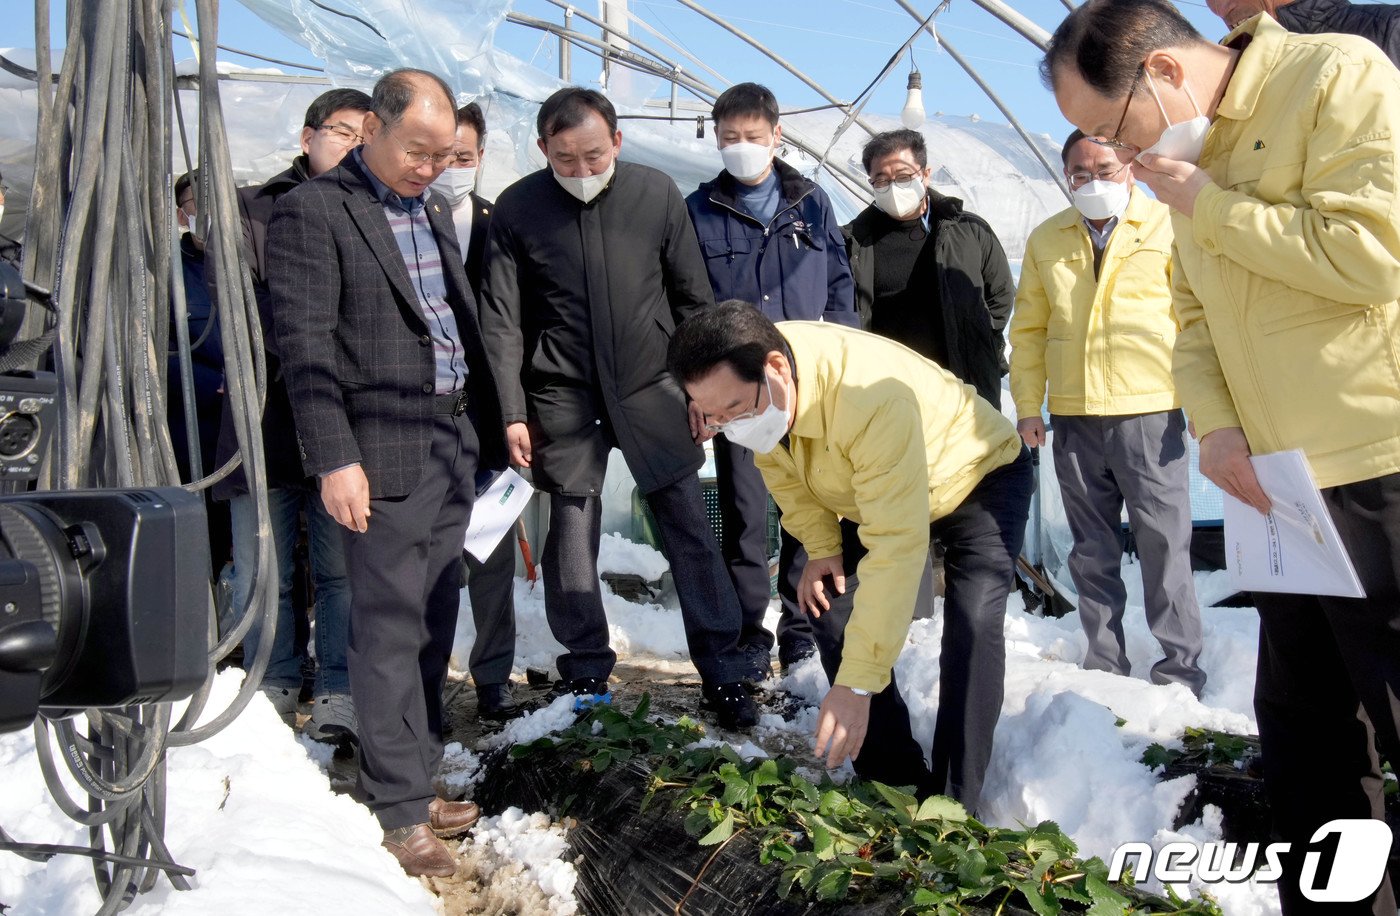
[0,503,86,694]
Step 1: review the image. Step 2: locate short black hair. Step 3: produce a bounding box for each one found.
[174,170,198,204]
[371,68,456,126]
[1040,0,1204,96]
[537,87,617,139]
[1060,128,1089,166]
[456,102,487,145]
[861,128,927,174]
[668,300,787,387]
[303,88,372,129]
[712,82,779,128]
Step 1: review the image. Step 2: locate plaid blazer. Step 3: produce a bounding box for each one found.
[267,156,508,499]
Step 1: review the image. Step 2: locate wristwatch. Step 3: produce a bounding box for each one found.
[849,687,871,697]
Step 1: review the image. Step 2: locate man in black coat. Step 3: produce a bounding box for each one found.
[843,129,1015,409]
[212,88,371,742]
[427,101,519,721]
[479,87,757,729]
[269,69,508,879]
[1208,0,1400,65]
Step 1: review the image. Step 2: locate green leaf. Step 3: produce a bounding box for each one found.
[1140,743,1179,770]
[683,808,714,837]
[814,867,852,902]
[698,810,735,846]
[1016,880,1062,916]
[957,848,990,887]
[592,748,613,771]
[752,757,784,788]
[914,795,968,823]
[811,823,836,860]
[1084,874,1130,916]
[632,692,651,720]
[872,782,920,818]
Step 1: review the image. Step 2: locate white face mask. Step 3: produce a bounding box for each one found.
[1138,71,1211,165]
[1072,179,1130,221]
[554,158,616,204]
[720,141,774,183]
[431,167,476,208]
[872,176,926,220]
[721,372,791,454]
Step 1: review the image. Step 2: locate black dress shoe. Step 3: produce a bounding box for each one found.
[475,682,520,720]
[700,681,760,731]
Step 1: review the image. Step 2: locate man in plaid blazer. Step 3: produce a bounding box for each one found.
[268,69,507,878]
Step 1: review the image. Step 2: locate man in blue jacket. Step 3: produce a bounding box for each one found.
[685,83,859,678]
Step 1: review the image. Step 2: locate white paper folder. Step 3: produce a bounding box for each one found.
[1222,450,1365,599]
[463,468,534,562]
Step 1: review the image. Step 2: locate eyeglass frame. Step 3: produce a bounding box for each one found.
[379,120,457,168]
[316,123,364,146]
[702,379,765,434]
[868,170,925,192]
[1065,160,1130,190]
[1092,61,1147,154]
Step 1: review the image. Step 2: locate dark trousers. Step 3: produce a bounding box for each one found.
[464,531,516,686]
[342,415,479,830]
[1253,472,1400,916]
[543,474,746,686]
[806,450,1033,811]
[1052,411,1205,693]
[714,435,813,656]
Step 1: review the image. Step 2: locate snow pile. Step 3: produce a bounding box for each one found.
[0,673,437,915]
[597,532,669,581]
[438,741,486,796]
[481,694,580,751]
[460,807,578,916]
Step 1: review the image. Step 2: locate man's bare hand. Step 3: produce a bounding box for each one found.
[507,422,533,468]
[797,554,846,618]
[1199,426,1271,513]
[1133,153,1213,216]
[813,685,872,769]
[689,400,715,446]
[322,464,371,533]
[1017,417,1045,448]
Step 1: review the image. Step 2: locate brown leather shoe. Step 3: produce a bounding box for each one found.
[427,797,481,838]
[382,824,456,878]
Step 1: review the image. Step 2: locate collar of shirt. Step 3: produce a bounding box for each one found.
[1082,215,1119,250]
[353,147,426,215]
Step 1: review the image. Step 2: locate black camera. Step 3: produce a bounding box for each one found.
[0,262,210,734]
[0,487,212,733]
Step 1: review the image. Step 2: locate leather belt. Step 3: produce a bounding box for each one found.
[432,390,469,416]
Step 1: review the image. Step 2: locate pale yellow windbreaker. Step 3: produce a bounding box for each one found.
[1009,188,1181,419]
[755,322,1022,692]
[1173,15,1400,489]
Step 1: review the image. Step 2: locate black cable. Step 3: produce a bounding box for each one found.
[0,842,195,877]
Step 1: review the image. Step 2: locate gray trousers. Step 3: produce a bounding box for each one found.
[1051,410,1205,694]
[464,532,516,686]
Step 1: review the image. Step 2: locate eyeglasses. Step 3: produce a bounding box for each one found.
[317,123,364,146]
[1066,161,1129,189]
[1093,62,1147,153]
[869,171,922,191]
[447,152,478,168]
[381,122,457,168]
[703,381,764,434]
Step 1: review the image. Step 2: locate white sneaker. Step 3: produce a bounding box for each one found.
[261,686,298,723]
[305,693,358,745]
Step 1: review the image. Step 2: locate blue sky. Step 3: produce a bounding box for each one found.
[16,0,1228,145]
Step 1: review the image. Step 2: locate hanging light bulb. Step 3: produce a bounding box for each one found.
[901,64,926,130]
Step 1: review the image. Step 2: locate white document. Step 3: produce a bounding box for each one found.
[463,468,533,562]
[1223,450,1365,598]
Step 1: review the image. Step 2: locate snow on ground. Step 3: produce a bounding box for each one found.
[0,673,439,915]
[459,808,578,916]
[5,531,1282,915]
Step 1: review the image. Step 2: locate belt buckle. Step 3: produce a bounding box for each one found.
[452,390,469,416]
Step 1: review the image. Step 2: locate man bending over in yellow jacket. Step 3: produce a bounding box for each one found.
[668,301,1032,813]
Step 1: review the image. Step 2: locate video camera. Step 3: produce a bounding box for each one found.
[0,259,210,734]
